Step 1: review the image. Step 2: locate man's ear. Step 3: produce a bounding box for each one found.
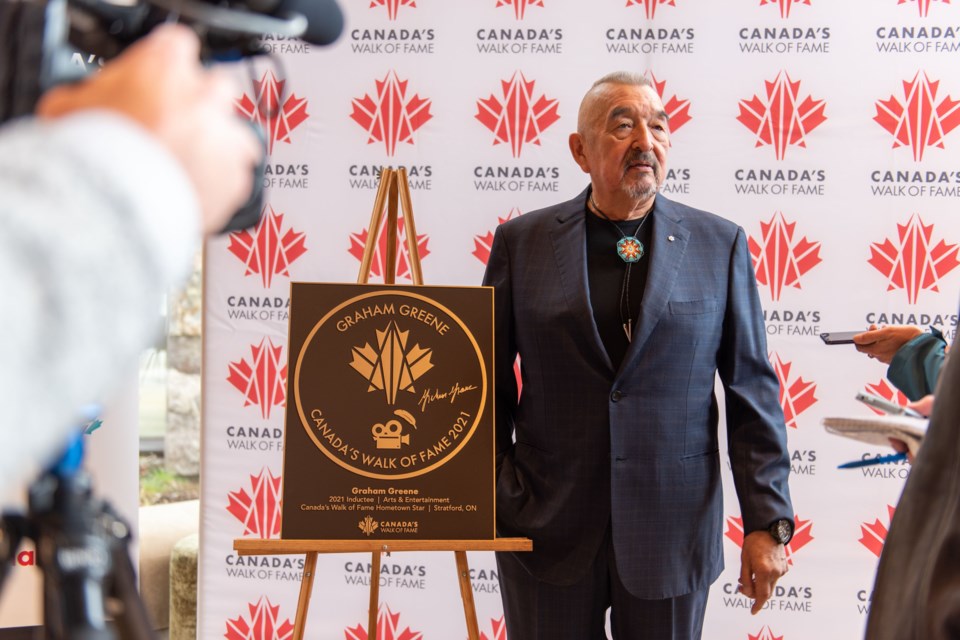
[569,132,590,174]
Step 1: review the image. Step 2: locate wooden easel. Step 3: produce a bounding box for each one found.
[234,168,531,640]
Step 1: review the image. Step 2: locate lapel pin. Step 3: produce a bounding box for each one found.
[667,235,675,242]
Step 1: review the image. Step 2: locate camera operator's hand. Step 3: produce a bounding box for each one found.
[35,24,261,235]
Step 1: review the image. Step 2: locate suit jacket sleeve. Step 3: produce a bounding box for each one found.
[718,227,793,535]
[482,225,519,470]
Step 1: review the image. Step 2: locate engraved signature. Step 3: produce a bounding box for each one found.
[418,382,478,412]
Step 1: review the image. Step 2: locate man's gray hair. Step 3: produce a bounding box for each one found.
[589,71,653,92]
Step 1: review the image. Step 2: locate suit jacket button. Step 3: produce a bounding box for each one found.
[611,390,623,402]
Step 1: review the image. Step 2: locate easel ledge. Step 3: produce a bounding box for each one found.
[233,538,532,554]
[233,538,531,640]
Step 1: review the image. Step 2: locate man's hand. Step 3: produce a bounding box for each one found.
[738,531,788,615]
[35,24,261,236]
[853,324,923,364]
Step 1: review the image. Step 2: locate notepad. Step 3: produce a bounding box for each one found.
[822,415,928,456]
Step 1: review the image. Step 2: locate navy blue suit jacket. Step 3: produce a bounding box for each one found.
[483,188,793,599]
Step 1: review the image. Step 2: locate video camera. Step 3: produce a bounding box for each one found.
[0,0,344,232]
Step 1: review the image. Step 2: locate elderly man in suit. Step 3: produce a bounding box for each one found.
[482,71,794,639]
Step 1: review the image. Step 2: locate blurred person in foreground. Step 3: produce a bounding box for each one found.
[482,71,793,639]
[0,23,261,501]
[864,328,960,638]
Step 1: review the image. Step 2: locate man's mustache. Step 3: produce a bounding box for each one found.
[623,150,659,174]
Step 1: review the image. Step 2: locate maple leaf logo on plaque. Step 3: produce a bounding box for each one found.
[760,0,811,18]
[345,604,423,640]
[868,215,960,304]
[473,208,523,265]
[347,216,430,281]
[350,71,433,157]
[647,72,691,135]
[476,72,560,158]
[749,627,785,640]
[725,515,813,565]
[478,617,507,640]
[749,212,822,301]
[626,0,677,19]
[225,598,295,640]
[227,468,283,538]
[874,72,960,162]
[860,505,896,558]
[228,206,307,288]
[350,320,434,405]
[370,0,417,20]
[899,0,951,17]
[235,71,309,156]
[771,353,818,429]
[864,380,911,415]
[227,339,288,419]
[737,71,827,160]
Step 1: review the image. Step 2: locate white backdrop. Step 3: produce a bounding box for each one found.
[200,1,960,638]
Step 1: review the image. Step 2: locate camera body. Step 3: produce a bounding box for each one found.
[0,0,342,232]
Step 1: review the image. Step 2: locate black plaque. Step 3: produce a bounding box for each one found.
[281,283,494,539]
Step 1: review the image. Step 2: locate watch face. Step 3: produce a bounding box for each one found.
[773,519,792,544]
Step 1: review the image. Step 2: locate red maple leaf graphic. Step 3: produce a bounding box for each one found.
[868,214,960,304]
[725,515,813,565]
[864,380,911,415]
[874,72,960,162]
[476,72,561,158]
[225,597,295,640]
[227,339,288,419]
[626,0,677,19]
[749,627,785,640]
[760,0,811,18]
[737,71,827,160]
[348,216,430,281]
[771,352,818,429]
[227,468,283,538]
[647,72,691,135]
[496,0,545,19]
[228,206,307,288]
[350,71,433,157]
[898,0,951,17]
[235,72,309,156]
[860,505,896,558]
[345,604,423,640]
[749,212,822,301]
[478,616,507,640]
[473,208,523,265]
[370,0,417,20]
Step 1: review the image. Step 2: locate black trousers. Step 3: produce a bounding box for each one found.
[496,530,709,640]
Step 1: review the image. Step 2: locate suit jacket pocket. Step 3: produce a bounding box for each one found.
[669,298,721,315]
[681,449,720,485]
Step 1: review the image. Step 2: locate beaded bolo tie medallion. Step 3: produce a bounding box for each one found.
[589,194,651,342]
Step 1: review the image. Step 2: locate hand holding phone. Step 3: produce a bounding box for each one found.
[855,391,924,419]
[820,331,861,345]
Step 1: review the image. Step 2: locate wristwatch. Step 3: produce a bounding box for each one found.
[768,518,794,545]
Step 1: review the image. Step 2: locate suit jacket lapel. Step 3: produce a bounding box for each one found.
[550,189,615,373]
[617,195,690,380]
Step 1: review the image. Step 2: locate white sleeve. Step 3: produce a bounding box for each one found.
[0,111,201,500]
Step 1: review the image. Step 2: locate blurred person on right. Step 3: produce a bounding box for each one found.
[0,23,261,501]
[864,320,960,638]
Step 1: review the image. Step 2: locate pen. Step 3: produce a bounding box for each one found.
[838,451,908,469]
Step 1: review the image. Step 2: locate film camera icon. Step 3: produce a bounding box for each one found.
[372,409,417,449]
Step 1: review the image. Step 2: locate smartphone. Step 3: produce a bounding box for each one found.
[855,391,924,418]
[820,331,861,345]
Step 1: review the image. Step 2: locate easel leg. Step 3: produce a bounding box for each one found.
[455,550,480,640]
[292,552,318,640]
[369,550,382,638]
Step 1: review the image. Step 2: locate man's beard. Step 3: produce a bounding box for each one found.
[621,150,661,200]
